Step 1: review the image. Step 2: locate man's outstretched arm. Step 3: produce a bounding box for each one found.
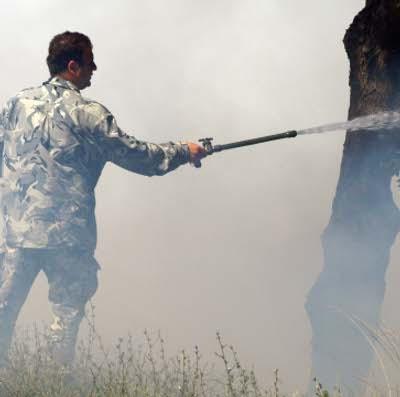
[93,108,206,176]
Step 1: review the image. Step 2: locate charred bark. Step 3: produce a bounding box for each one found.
[306,0,400,393]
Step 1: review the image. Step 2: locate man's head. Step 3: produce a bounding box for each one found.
[47,31,97,90]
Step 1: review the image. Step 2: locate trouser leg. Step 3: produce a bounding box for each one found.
[42,249,99,365]
[0,248,40,363]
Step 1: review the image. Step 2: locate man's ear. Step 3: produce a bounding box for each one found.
[67,60,80,75]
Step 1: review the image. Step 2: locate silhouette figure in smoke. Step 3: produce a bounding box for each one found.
[0,31,206,365]
[306,0,400,393]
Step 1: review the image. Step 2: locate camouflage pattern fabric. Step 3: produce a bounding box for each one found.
[0,77,190,252]
[0,76,191,364]
[0,247,99,364]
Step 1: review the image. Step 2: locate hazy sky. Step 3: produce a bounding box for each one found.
[4,0,397,391]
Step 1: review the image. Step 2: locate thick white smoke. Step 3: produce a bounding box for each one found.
[4,0,397,392]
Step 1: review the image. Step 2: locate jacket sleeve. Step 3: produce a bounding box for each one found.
[90,105,191,176]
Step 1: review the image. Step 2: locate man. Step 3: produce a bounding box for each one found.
[0,31,206,364]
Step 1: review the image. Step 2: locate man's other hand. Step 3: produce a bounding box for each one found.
[185,142,207,168]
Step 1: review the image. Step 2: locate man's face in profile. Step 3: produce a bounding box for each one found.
[75,47,97,90]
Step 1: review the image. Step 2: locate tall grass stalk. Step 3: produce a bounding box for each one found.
[0,313,294,397]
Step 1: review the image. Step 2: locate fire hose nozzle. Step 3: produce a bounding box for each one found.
[285,130,298,138]
[199,129,297,154]
[199,137,218,154]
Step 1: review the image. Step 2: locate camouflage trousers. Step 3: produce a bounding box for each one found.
[0,247,99,365]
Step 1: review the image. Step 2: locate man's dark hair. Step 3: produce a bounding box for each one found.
[47,31,92,76]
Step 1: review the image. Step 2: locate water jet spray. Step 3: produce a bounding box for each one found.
[199,111,400,154]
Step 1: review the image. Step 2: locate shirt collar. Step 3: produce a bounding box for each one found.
[43,76,80,92]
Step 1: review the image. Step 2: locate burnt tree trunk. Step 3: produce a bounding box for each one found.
[306,0,400,392]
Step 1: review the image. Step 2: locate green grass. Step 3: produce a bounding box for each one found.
[0,316,293,397]
[2,307,395,397]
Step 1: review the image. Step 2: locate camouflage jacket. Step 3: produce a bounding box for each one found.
[0,77,190,252]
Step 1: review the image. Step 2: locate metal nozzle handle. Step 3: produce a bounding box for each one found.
[199,130,297,154]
